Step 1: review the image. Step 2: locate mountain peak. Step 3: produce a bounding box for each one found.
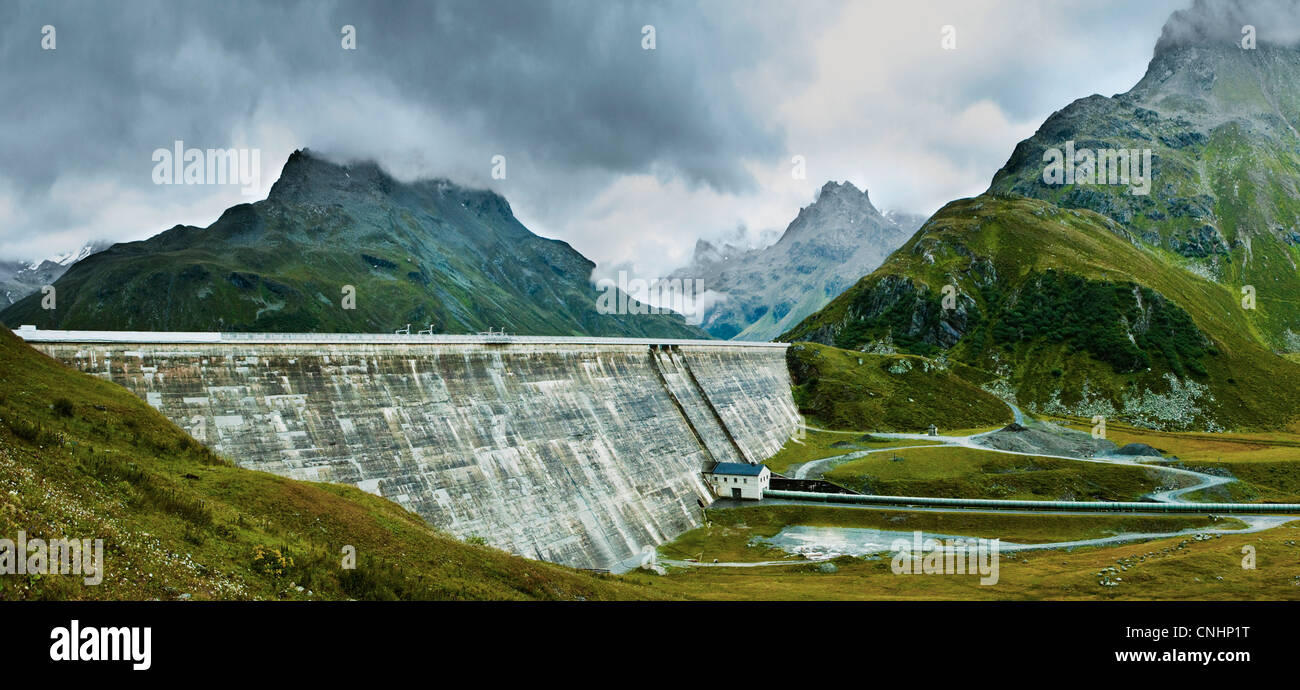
[673,177,913,340]
[817,180,869,202]
[266,150,515,219]
[988,0,1300,353]
[795,180,880,228]
[1153,0,1300,56]
[268,149,393,203]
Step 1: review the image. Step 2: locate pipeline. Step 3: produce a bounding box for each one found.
[762,489,1300,514]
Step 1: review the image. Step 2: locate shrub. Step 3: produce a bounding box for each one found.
[6,417,41,442]
[251,545,294,580]
[52,397,74,417]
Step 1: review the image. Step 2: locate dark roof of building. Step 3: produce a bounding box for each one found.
[708,462,766,476]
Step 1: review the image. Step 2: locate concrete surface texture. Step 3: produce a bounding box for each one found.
[31,337,799,569]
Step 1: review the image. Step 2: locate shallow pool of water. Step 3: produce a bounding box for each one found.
[757,525,1006,561]
[758,519,1277,562]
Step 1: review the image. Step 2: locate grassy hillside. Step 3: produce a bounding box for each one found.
[0,327,659,601]
[987,43,1300,351]
[1048,417,1300,503]
[782,195,1300,432]
[822,446,1179,501]
[762,429,941,475]
[786,341,1012,432]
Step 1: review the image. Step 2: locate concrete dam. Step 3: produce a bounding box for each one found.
[18,329,801,570]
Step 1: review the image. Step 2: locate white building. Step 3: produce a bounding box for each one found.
[704,462,770,500]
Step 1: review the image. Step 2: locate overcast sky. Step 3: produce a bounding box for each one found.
[0,0,1194,278]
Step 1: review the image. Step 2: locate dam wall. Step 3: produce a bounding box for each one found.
[22,330,799,570]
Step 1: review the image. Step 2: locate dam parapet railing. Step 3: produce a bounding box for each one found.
[12,325,788,348]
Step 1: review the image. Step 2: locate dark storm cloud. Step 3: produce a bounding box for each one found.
[2,0,1244,278]
[0,0,784,257]
[339,0,781,189]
